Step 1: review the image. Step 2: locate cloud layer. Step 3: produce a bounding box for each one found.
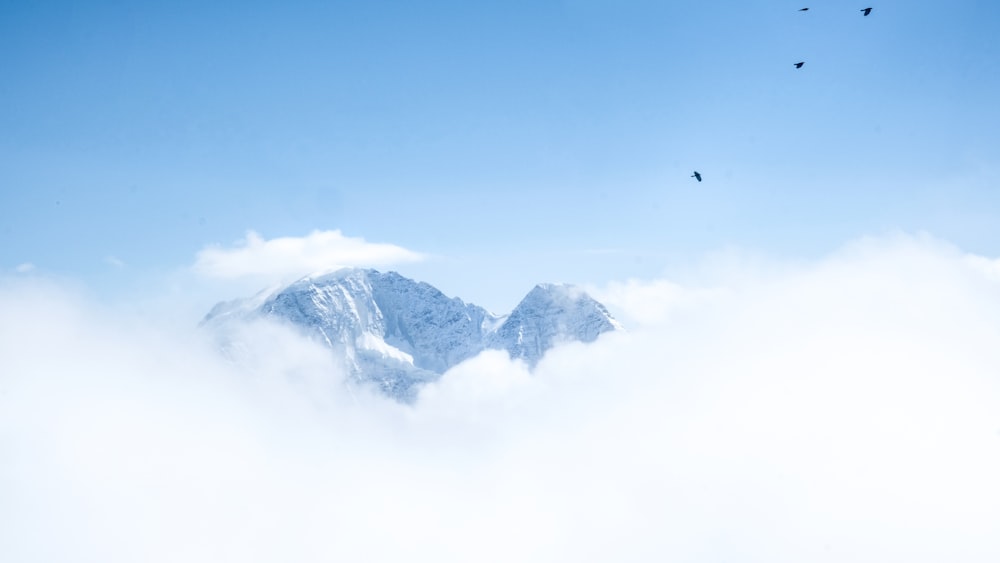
[192,229,424,281]
[3,233,1000,562]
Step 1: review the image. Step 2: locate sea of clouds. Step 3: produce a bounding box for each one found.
[2,233,999,562]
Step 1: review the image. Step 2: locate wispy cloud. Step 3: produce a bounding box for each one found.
[13,263,35,274]
[964,253,1000,281]
[192,229,425,281]
[3,233,1000,562]
[588,278,730,327]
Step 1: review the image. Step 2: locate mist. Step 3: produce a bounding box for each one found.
[2,233,999,562]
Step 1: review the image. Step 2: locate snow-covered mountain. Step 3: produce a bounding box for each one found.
[485,283,623,365]
[203,268,622,400]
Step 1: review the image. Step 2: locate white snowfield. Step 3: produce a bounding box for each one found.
[203,268,622,400]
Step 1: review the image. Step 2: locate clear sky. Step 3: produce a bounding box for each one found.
[2,0,999,312]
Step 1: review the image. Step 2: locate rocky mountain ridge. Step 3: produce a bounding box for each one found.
[204,268,622,400]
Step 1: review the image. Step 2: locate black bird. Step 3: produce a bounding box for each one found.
[794,61,805,68]
[861,7,872,16]
[799,7,809,11]
[691,171,702,182]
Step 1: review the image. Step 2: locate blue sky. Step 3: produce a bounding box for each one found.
[2,0,999,312]
[5,5,1000,558]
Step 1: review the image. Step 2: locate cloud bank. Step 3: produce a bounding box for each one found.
[192,229,424,281]
[2,233,1000,562]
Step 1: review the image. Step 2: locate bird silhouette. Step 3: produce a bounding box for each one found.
[799,7,809,11]
[794,62,805,68]
[861,7,872,16]
[691,171,702,182]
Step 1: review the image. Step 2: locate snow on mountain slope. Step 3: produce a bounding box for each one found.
[203,269,622,400]
[486,283,625,367]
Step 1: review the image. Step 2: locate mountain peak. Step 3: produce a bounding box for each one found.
[204,271,622,400]
[292,266,374,285]
[487,282,623,366]
[525,282,586,301]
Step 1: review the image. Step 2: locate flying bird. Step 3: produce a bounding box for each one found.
[861,7,872,16]
[794,61,805,68]
[691,171,702,182]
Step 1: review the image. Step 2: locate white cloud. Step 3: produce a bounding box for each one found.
[588,277,731,327]
[13,263,34,274]
[192,229,425,281]
[104,256,126,269]
[965,253,1000,281]
[3,233,1000,562]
